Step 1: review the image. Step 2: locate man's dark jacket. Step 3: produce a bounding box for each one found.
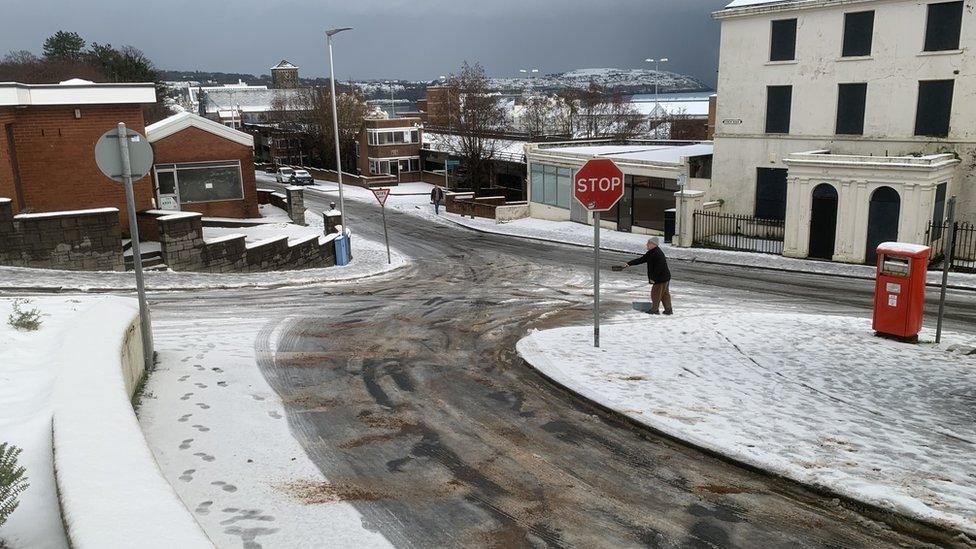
[431,187,445,202]
[628,247,671,283]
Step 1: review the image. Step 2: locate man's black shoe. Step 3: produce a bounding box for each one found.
[663,309,673,316]
[648,310,661,315]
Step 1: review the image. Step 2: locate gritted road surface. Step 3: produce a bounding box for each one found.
[190,181,973,548]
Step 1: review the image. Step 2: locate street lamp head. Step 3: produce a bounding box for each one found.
[660,57,669,62]
[644,58,654,63]
[326,27,353,37]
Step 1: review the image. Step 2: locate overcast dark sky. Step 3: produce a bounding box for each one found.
[1,0,730,86]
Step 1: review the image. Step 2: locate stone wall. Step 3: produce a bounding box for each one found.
[257,187,305,224]
[157,211,337,273]
[0,198,124,271]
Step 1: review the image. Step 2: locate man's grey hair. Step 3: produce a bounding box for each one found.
[648,237,661,246]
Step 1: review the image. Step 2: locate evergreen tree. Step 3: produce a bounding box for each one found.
[0,442,28,527]
[42,31,86,61]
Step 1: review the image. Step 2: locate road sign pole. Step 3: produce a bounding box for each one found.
[116,122,154,370]
[381,206,391,264]
[936,196,956,344]
[594,211,601,348]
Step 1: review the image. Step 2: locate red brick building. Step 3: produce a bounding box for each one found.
[0,79,157,228]
[357,116,424,183]
[146,112,259,218]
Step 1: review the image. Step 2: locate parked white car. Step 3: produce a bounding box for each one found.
[274,167,295,183]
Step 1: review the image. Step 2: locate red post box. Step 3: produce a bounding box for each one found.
[873,242,930,341]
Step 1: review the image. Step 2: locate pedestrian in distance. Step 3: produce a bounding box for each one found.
[621,237,673,315]
[430,186,446,215]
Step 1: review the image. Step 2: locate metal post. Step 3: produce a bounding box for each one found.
[594,211,601,348]
[381,206,391,264]
[116,123,154,370]
[936,196,956,344]
[327,34,347,228]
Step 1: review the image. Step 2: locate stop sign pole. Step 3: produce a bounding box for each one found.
[574,159,625,348]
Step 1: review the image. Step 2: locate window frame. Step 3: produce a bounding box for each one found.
[769,18,798,62]
[923,1,964,52]
[841,10,875,57]
[765,85,793,134]
[835,82,868,135]
[914,79,955,138]
[153,160,245,205]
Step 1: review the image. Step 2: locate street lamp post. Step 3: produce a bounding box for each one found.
[645,57,669,138]
[327,27,352,226]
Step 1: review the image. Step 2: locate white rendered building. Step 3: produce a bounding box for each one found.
[711,0,973,263]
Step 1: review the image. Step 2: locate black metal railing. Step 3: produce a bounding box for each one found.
[693,210,785,255]
[926,221,976,272]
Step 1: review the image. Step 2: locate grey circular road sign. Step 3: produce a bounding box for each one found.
[94,127,154,182]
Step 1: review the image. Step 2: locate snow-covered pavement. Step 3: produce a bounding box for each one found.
[138,314,393,548]
[0,296,133,549]
[517,312,976,537]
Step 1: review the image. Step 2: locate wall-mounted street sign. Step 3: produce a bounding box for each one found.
[722,118,743,125]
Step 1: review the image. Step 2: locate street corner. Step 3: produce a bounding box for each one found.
[517,311,976,538]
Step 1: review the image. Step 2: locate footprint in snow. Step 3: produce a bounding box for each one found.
[179,439,194,450]
[195,383,207,389]
[196,403,211,410]
[178,414,192,423]
[193,452,216,462]
[268,411,282,419]
[195,501,213,515]
[180,392,194,401]
[179,375,190,382]
[211,481,238,493]
[217,381,228,387]
[180,469,195,482]
[192,424,211,432]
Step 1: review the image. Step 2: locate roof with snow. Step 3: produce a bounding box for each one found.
[0,80,156,107]
[193,86,306,113]
[539,143,714,166]
[716,0,832,18]
[271,60,298,70]
[146,112,254,147]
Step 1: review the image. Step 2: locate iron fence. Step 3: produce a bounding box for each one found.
[693,210,785,255]
[926,221,976,272]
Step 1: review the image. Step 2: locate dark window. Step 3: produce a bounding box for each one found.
[924,1,964,51]
[755,168,789,220]
[770,19,797,61]
[932,182,948,240]
[836,83,867,135]
[915,80,954,137]
[842,11,874,56]
[765,85,793,134]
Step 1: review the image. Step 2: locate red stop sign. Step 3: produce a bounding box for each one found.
[574,158,625,211]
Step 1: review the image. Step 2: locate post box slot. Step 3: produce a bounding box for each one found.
[880,255,910,277]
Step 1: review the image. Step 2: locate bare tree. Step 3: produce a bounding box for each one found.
[268,86,368,170]
[444,62,509,195]
[519,93,572,137]
[564,82,647,139]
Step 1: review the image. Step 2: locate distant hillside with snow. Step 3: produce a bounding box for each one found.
[491,68,710,95]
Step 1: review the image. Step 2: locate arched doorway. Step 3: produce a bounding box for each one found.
[865,186,901,265]
[808,183,838,260]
